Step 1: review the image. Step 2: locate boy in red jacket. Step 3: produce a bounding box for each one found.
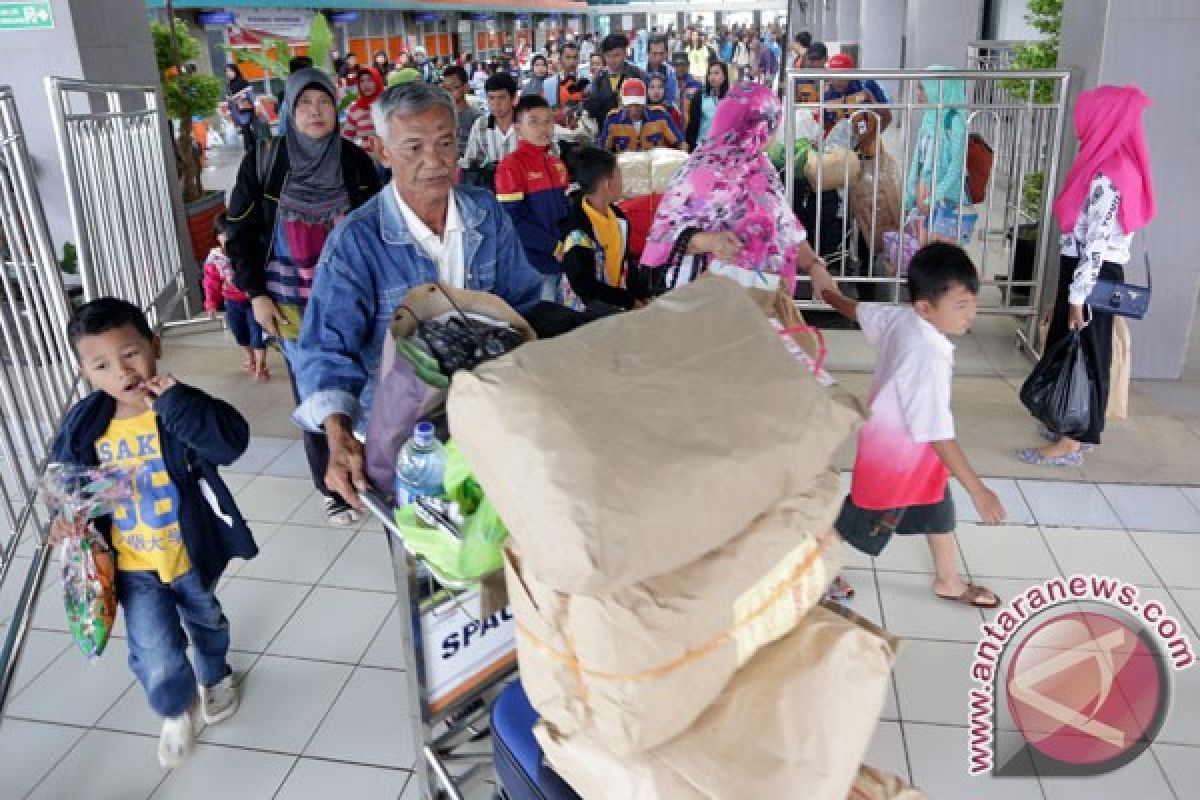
[496,95,570,302]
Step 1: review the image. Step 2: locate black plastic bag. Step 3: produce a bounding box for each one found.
[1019,329,1100,440]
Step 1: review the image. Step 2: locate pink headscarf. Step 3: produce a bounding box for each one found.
[641,82,806,291]
[1053,85,1155,234]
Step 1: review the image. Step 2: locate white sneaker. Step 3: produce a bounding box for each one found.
[158,705,197,768]
[199,671,239,725]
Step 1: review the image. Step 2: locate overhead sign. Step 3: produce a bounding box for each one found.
[0,1,54,31]
[328,11,359,24]
[195,11,235,26]
[226,9,314,47]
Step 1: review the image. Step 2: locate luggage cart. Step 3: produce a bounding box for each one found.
[361,490,519,800]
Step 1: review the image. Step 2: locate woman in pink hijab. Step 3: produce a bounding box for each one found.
[1019,85,1155,467]
[641,82,833,297]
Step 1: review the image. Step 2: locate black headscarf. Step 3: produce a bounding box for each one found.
[226,63,250,95]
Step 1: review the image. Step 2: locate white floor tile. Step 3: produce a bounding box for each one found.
[200,655,352,753]
[217,470,256,495]
[6,629,73,698]
[1018,480,1124,529]
[229,436,293,474]
[840,539,875,570]
[149,742,295,799]
[235,524,353,585]
[1154,649,1200,746]
[1182,487,1200,514]
[839,568,885,632]
[0,718,86,798]
[268,587,395,664]
[875,571,985,642]
[1039,746,1175,799]
[893,640,978,725]
[1167,588,1200,640]
[360,603,406,670]
[873,531,965,575]
[1098,484,1200,533]
[235,475,317,523]
[951,478,1036,526]
[1154,743,1200,799]
[287,490,360,530]
[214,577,311,652]
[0,555,32,625]
[27,728,168,800]
[319,531,397,593]
[306,666,418,769]
[904,722,1043,799]
[1042,527,1162,587]
[7,638,135,726]
[274,758,411,800]
[1131,532,1200,589]
[260,440,315,479]
[863,720,910,785]
[958,523,1061,580]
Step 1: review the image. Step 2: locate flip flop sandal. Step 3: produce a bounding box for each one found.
[936,584,1000,609]
[1036,425,1094,452]
[1018,447,1084,467]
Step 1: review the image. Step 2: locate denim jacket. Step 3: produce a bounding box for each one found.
[292,184,543,433]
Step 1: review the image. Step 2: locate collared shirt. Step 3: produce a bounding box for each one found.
[393,183,466,288]
[851,303,956,510]
[462,114,519,167]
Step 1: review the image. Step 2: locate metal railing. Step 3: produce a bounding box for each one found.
[0,85,84,716]
[45,78,194,332]
[782,68,1070,349]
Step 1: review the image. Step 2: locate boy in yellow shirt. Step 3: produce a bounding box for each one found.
[51,298,258,767]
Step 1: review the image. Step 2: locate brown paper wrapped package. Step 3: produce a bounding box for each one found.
[536,603,899,800]
[449,277,860,594]
[848,765,928,799]
[506,471,844,754]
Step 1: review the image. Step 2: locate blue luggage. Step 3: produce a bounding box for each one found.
[492,680,581,800]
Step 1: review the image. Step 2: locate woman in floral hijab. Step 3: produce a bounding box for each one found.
[641,82,831,296]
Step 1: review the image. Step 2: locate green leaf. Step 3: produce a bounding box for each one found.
[219,44,286,80]
[161,73,223,122]
[307,13,334,74]
[269,38,291,68]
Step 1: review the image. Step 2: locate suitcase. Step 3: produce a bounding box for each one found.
[492,680,581,800]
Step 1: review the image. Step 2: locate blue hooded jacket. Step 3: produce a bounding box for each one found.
[51,385,258,589]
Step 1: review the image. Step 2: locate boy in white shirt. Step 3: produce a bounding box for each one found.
[811,243,1005,608]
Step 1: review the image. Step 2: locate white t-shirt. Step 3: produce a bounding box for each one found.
[851,303,956,509]
[393,185,466,288]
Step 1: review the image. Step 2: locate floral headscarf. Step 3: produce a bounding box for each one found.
[641,82,806,291]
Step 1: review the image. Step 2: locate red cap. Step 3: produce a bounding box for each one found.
[828,53,855,70]
[621,78,647,105]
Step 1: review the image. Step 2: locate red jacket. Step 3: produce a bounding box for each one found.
[496,140,570,275]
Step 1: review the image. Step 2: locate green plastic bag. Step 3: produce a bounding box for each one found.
[767,138,812,179]
[393,441,508,585]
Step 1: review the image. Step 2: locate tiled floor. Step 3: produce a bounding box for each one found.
[4,444,1198,798]
[1,285,1198,797]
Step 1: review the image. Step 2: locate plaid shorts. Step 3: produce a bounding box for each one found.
[835,489,956,557]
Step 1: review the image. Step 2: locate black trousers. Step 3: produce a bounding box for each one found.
[1043,254,1122,445]
[283,357,344,504]
[239,123,256,153]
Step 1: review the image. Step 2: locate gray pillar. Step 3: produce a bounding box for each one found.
[904,0,982,68]
[860,0,904,69]
[838,0,861,42]
[0,0,168,253]
[1059,0,1200,379]
[823,0,839,41]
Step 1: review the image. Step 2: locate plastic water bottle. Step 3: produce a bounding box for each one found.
[394,422,446,508]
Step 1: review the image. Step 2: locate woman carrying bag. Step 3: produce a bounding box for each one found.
[225,64,257,153]
[1019,85,1155,467]
[226,69,382,524]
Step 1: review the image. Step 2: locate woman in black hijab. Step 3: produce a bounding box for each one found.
[226,69,382,526]
[224,64,256,152]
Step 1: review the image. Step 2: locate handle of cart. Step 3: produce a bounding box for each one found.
[361,489,518,800]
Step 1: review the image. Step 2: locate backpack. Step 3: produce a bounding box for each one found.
[944,113,994,204]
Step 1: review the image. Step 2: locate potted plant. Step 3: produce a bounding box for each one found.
[1002,0,1061,305]
[151,16,224,264]
[220,13,348,113]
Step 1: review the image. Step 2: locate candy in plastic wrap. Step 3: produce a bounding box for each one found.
[41,463,131,660]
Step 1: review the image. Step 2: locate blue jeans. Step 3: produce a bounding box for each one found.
[116,568,230,718]
[225,299,265,350]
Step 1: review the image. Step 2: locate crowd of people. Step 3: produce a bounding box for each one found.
[65,19,1156,771]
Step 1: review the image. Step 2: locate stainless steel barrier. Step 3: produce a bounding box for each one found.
[0,85,84,716]
[45,78,193,332]
[783,68,1070,350]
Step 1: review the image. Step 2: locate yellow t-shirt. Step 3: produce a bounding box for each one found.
[96,411,190,583]
[582,199,624,287]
